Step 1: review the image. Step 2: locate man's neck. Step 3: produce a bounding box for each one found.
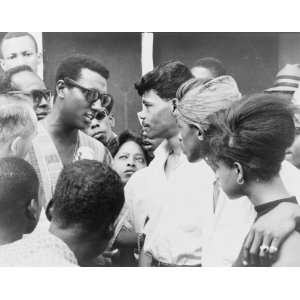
[49,223,87,265]
[43,107,78,142]
[246,176,290,207]
[0,227,23,246]
[166,134,182,156]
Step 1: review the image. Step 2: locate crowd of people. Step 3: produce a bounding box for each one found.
[1,32,300,267]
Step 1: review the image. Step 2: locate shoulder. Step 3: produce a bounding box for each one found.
[272,231,300,266]
[78,131,112,164]
[280,160,300,203]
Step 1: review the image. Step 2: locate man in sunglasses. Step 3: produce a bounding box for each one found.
[84,94,118,154]
[27,55,113,211]
[0,65,51,120]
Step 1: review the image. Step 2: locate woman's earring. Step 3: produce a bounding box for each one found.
[237,177,244,185]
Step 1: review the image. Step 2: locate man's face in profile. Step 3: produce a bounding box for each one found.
[1,35,41,73]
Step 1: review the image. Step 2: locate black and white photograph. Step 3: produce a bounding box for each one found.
[1,1,300,299]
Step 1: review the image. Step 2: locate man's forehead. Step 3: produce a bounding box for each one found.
[11,71,46,91]
[142,90,161,102]
[2,36,37,56]
[78,68,107,92]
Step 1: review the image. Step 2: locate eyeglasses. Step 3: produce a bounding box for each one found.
[7,89,52,105]
[64,77,113,107]
[93,108,108,121]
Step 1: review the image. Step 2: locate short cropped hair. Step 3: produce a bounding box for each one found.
[112,130,151,165]
[134,60,193,99]
[0,65,34,93]
[55,54,110,84]
[51,159,124,234]
[191,57,226,78]
[206,93,295,182]
[0,96,38,144]
[0,32,38,57]
[0,157,39,217]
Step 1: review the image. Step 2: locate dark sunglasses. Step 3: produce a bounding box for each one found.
[64,77,113,107]
[93,109,108,121]
[8,89,52,105]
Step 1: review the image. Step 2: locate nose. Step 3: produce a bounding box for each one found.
[91,122,100,130]
[15,55,26,66]
[38,96,49,108]
[91,99,102,111]
[127,157,136,168]
[178,132,183,143]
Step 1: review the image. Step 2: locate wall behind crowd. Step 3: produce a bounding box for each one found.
[154,32,279,95]
[2,32,300,134]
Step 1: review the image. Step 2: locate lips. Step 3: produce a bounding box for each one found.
[36,112,48,120]
[124,169,135,175]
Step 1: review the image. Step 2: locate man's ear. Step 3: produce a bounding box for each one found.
[109,113,115,127]
[56,80,65,99]
[10,136,22,156]
[0,59,6,71]
[36,52,42,65]
[197,129,204,141]
[233,162,245,184]
[171,98,179,113]
[25,198,41,233]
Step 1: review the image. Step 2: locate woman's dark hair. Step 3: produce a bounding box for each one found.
[206,93,296,182]
[112,130,151,165]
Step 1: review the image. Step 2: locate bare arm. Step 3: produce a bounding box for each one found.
[272,231,300,267]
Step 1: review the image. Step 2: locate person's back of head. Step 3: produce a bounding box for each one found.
[0,157,40,245]
[191,57,226,80]
[0,94,38,158]
[135,60,193,99]
[206,93,296,182]
[50,159,124,263]
[0,65,35,93]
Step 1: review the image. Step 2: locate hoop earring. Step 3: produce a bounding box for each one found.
[237,177,244,185]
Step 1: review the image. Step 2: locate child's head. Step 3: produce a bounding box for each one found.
[206,93,295,199]
[51,159,124,262]
[0,157,40,237]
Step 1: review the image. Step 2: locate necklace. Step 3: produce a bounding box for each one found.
[72,133,80,161]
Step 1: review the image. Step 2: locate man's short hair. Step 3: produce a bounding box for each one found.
[0,32,38,57]
[134,60,193,100]
[0,96,38,144]
[55,54,110,84]
[191,57,226,78]
[0,65,34,93]
[0,157,39,223]
[51,159,124,235]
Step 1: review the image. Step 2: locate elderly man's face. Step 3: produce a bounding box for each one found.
[1,36,41,73]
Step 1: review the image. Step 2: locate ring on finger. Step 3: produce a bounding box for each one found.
[269,246,278,254]
[259,245,269,253]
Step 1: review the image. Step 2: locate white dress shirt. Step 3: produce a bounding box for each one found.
[124,140,215,265]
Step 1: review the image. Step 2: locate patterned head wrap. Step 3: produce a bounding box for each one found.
[176,75,242,131]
